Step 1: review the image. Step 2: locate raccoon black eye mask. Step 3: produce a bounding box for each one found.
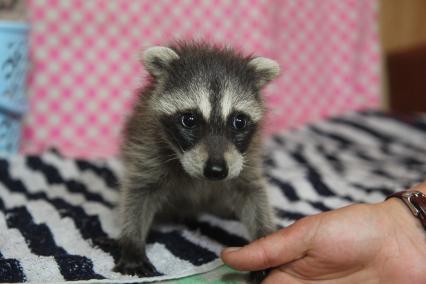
[114,42,280,282]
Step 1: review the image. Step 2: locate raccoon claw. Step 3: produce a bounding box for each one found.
[114,257,159,277]
[249,269,271,284]
[94,236,117,248]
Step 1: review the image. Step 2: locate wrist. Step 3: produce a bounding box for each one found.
[379,185,426,251]
[375,195,426,282]
[385,182,426,235]
[382,198,424,237]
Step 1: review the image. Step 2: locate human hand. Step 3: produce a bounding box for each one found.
[222,184,426,283]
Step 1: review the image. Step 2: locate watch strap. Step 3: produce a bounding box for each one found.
[386,191,426,231]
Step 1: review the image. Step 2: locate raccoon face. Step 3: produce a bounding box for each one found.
[160,109,254,180]
[143,43,279,180]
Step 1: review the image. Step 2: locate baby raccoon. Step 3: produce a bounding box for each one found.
[114,42,280,280]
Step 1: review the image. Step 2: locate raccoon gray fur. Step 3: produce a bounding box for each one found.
[114,42,280,280]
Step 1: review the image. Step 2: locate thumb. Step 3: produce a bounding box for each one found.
[221,217,314,271]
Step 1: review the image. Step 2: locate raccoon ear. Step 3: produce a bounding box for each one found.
[142,46,180,77]
[248,57,280,88]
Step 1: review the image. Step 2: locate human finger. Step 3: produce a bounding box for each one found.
[221,218,314,271]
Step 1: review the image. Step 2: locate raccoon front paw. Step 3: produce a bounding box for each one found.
[114,256,159,277]
[249,269,271,284]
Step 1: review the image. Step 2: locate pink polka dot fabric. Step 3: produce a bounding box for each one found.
[23,0,380,158]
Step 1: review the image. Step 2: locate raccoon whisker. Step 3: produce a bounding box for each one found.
[241,154,247,162]
[156,144,180,163]
[240,160,260,171]
[157,131,185,154]
[164,131,185,153]
[242,162,256,168]
[163,156,179,164]
[164,153,177,158]
[172,141,184,153]
[241,163,254,169]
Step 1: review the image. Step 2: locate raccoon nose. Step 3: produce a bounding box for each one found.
[204,159,228,180]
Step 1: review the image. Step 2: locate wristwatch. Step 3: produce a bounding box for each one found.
[386,191,426,231]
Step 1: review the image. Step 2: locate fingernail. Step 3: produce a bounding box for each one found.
[224,247,241,253]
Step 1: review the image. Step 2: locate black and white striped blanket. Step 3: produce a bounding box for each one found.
[1,111,426,283]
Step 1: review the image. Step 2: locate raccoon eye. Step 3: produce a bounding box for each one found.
[232,114,248,130]
[180,113,198,128]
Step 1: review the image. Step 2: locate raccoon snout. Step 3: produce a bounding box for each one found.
[204,159,228,180]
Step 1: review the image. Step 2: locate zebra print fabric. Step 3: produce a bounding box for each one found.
[1,111,425,282]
